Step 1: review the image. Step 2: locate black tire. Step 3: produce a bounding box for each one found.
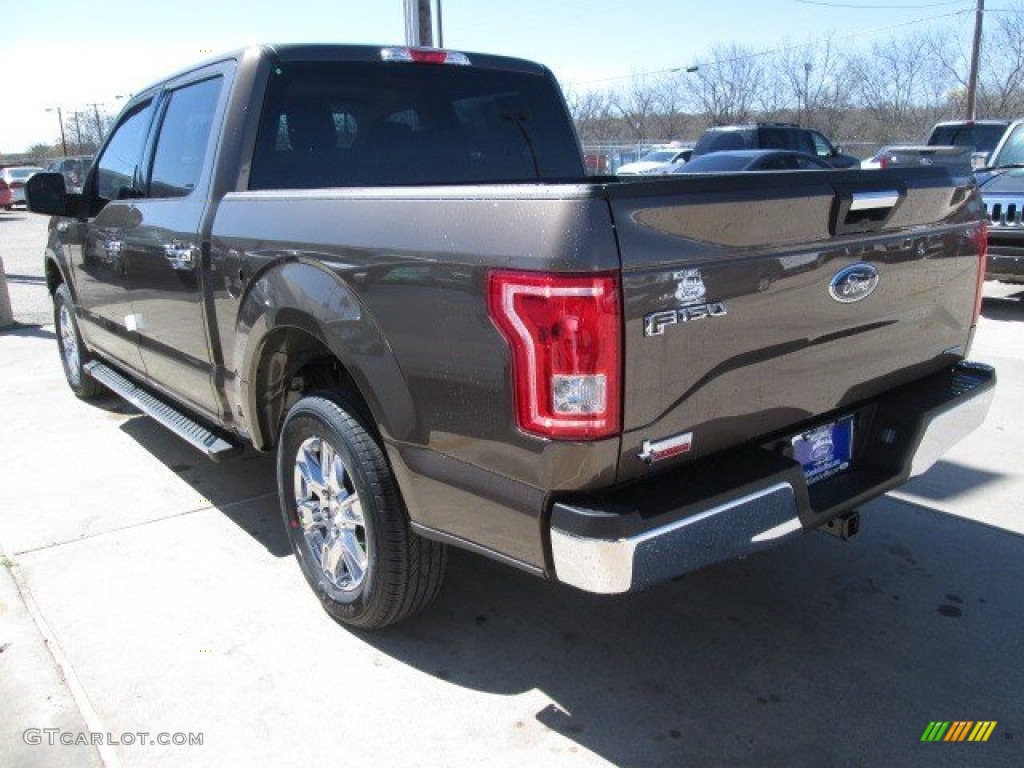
[53,283,104,400]
[277,392,446,629]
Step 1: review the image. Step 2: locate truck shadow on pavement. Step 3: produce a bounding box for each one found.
[363,498,1023,767]
[982,293,1024,320]
[898,459,1003,502]
[0,324,54,340]
[62,378,1022,764]
[108,402,289,557]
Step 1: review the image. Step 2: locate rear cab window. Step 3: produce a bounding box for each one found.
[929,123,1008,154]
[249,61,584,189]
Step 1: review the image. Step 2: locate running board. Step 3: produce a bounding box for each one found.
[84,361,240,461]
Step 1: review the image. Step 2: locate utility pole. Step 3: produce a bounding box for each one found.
[86,102,106,143]
[46,107,69,156]
[802,62,812,127]
[70,112,84,153]
[404,0,434,46]
[966,0,984,120]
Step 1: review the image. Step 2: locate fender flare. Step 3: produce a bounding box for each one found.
[234,259,417,449]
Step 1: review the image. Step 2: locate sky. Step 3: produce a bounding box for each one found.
[0,0,987,154]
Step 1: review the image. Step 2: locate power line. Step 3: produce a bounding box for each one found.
[793,0,969,8]
[566,8,971,87]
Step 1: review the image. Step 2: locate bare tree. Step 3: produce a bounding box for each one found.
[563,86,622,144]
[689,43,766,125]
[771,37,853,136]
[925,7,1024,118]
[976,5,1024,116]
[650,74,695,140]
[847,33,950,142]
[611,73,661,142]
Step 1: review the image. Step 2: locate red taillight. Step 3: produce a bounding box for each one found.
[487,270,622,440]
[380,47,471,66]
[972,220,988,324]
[879,155,889,169]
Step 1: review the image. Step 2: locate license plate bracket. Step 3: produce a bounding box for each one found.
[791,416,854,485]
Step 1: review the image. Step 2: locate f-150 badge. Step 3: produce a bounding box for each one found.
[644,269,727,337]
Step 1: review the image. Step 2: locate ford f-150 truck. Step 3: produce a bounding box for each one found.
[863,120,1010,171]
[26,44,995,629]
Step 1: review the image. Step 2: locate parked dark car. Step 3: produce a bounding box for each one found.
[670,149,832,174]
[692,123,860,168]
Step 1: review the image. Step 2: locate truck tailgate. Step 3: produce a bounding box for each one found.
[606,168,984,482]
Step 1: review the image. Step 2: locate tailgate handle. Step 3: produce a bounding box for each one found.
[849,190,900,212]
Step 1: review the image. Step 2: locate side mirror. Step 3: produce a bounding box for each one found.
[25,172,72,216]
[834,145,843,155]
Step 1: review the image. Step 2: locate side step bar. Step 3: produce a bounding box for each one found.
[84,361,241,461]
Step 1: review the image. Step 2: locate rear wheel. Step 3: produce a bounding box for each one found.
[277,393,446,629]
[53,283,103,400]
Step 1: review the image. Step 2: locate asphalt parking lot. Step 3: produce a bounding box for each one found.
[1,209,1022,767]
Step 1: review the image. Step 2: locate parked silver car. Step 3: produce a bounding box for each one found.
[1,166,45,208]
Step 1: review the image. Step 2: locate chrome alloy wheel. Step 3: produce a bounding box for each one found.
[293,436,368,594]
[59,303,81,386]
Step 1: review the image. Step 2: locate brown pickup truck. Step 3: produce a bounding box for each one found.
[27,44,995,628]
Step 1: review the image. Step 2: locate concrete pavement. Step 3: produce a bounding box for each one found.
[1,208,1022,766]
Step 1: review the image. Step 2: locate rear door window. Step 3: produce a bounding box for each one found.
[693,130,749,155]
[249,61,584,189]
[759,128,792,150]
[149,77,223,198]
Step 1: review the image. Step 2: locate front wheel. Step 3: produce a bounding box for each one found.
[277,393,446,629]
[53,283,104,400]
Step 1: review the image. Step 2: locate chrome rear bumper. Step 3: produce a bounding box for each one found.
[550,361,995,594]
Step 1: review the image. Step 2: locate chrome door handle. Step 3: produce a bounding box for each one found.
[164,243,198,270]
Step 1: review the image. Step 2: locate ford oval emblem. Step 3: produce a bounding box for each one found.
[829,263,879,303]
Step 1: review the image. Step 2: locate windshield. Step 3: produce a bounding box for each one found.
[929,123,1007,154]
[673,153,753,173]
[639,150,677,163]
[991,124,1024,167]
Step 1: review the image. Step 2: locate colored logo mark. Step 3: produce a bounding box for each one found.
[921,721,997,742]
